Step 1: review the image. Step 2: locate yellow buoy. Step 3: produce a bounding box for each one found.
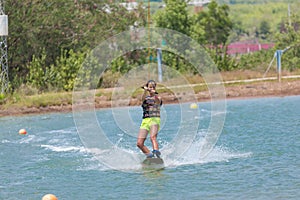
[18,129,27,135]
[190,103,198,109]
[42,194,58,200]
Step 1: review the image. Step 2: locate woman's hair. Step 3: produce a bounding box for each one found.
[146,80,156,88]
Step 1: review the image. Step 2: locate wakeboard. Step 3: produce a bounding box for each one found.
[142,157,164,170]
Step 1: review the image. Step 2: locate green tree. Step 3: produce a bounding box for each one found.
[275,14,300,71]
[191,0,232,47]
[153,0,190,35]
[191,0,234,71]
[27,51,48,91]
[257,20,271,40]
[6,0,138,89]
[228,20,247,43]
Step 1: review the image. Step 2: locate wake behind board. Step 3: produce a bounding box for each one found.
[142,157,164,170]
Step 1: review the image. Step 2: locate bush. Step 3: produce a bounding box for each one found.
[26,49,86,92]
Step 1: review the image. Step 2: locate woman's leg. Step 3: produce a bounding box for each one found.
[137,129,151,154]
[149,124,159,151]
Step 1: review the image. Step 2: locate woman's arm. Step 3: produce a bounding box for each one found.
[141,87,148,101]
[155,95,162,106]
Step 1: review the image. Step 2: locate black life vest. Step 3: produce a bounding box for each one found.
[142,95,162,118]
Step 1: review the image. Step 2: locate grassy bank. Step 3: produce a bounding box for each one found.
[1,70,300,115]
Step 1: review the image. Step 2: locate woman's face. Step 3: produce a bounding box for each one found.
[148,82,155,90]
[147,82,156,94]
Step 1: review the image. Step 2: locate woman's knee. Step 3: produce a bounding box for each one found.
[137,141,144,148]
[150,134,157,141]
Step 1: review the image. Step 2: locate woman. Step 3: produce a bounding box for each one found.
[137,80,162,158]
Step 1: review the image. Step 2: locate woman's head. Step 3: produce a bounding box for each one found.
[146,80,156,89]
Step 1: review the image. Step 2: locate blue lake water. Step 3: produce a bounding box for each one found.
[0,96,299,199]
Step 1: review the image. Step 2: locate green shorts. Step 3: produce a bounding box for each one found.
[140,117,161,132]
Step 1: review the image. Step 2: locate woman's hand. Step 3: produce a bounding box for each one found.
[141,85,156,93]
[141,86,148,90]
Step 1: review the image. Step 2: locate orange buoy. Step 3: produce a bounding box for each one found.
[42,194,58,200]
[18,129,27,135]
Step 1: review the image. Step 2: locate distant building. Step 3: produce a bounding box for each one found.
[187,0,211,6]
[227,42,274,55]
[120,0,211,12]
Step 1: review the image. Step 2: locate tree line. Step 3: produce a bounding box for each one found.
[2,0,300,94]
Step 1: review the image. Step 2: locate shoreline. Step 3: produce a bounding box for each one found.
[1,79,300,117]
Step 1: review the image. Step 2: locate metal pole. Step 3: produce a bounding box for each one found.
[0,0,8,94]
[276,50,282,83]
[147,0,151,80]
[276,46,291,83]
[157,48,162,82]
